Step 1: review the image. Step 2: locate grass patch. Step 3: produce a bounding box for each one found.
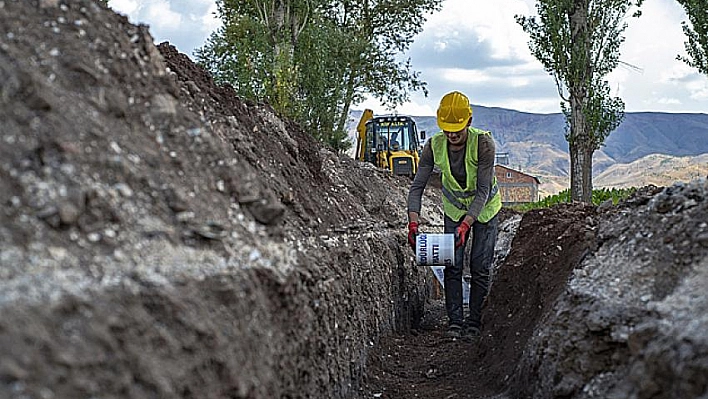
[511,187,638,212]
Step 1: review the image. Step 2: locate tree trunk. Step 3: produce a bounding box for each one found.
[568,0,593,204]
[335,71,358,136]
[569,97,594,203]
[569,140,594,203]
[269,0,299,115]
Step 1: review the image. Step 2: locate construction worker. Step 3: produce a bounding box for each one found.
[407,91,501,340]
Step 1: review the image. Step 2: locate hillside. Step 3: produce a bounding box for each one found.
[526,152,708,198]
[388,107,708,165]
[2,2,707,399]
[524,152,708,197]
[595,153,708,188]
[349,107,708,195]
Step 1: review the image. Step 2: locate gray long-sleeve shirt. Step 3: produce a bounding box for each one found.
[407,132,496,221]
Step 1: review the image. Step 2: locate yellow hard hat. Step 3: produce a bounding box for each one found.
[437,91,472,132]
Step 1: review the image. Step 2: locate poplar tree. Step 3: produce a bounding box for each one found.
[676,0,708,76]
[196,1,312,116]
[516,0,643,203]
[196,0,442,152]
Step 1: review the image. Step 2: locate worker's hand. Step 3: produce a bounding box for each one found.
[407,221,419,250]
[454,220,471,248]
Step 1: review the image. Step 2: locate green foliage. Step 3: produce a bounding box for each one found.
[591,187,638,205]
[294,9,364,151]
[197,16,271,100]
[326,0,441,107]
[676,0,708,76]
[561,80,625,151]
[196,0,442,153]
[511,187,638,212]
[512,189,573,212]
[516,0,643,203]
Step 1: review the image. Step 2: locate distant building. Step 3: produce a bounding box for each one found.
[495,152,510,166]
[495,164,540,205]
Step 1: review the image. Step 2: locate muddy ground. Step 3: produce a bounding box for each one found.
[1,1,707,399]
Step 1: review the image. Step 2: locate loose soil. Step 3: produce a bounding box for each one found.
[363,204,597,398]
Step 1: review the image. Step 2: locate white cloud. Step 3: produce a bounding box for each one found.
[688,81,708,100]
[110,0,708,114]
[200,2,221,34]
[110,0,138,15]
[440,68,491,83]
[423,0,534,61]
[438,65,542,89]
[398,102,437,117]
[603,0,708,112]
[656,97,681,105]
[496,98,560,114]
[404,0,707,114]
[144,1,182,31]
[110,0,219,57]
[659,64,693,84]
[433,40,448,52]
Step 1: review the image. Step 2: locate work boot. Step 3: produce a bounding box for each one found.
[444,324,462,339]
[462,325,481,342]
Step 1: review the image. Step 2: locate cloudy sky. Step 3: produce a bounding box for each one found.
[111,0,708,116]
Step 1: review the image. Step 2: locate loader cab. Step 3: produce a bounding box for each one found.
[364,116,420,156]
[364,115,422,176]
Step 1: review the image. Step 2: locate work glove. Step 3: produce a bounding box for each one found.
[407,221,419,251]
[454,220,471,248]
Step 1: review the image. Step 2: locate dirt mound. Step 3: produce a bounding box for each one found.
[512,181,708,399]
[363,182,708,399]
[1,1,435,398]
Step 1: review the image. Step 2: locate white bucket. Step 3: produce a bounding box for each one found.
[429,267,471,304]
[415,233,454,267]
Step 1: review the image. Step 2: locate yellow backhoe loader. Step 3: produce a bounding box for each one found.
[354,109,424,177]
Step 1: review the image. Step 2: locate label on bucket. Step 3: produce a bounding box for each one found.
[416,233,454,267]
[430,267,471,304]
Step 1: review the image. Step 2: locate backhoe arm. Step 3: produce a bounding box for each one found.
[355,109,374,161]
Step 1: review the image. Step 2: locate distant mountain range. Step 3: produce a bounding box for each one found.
[348,106,708,195]
[594,153,708,188]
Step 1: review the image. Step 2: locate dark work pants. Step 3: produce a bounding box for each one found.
[443,214,498,329]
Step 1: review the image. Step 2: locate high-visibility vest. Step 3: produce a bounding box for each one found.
[430,127,502,223]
